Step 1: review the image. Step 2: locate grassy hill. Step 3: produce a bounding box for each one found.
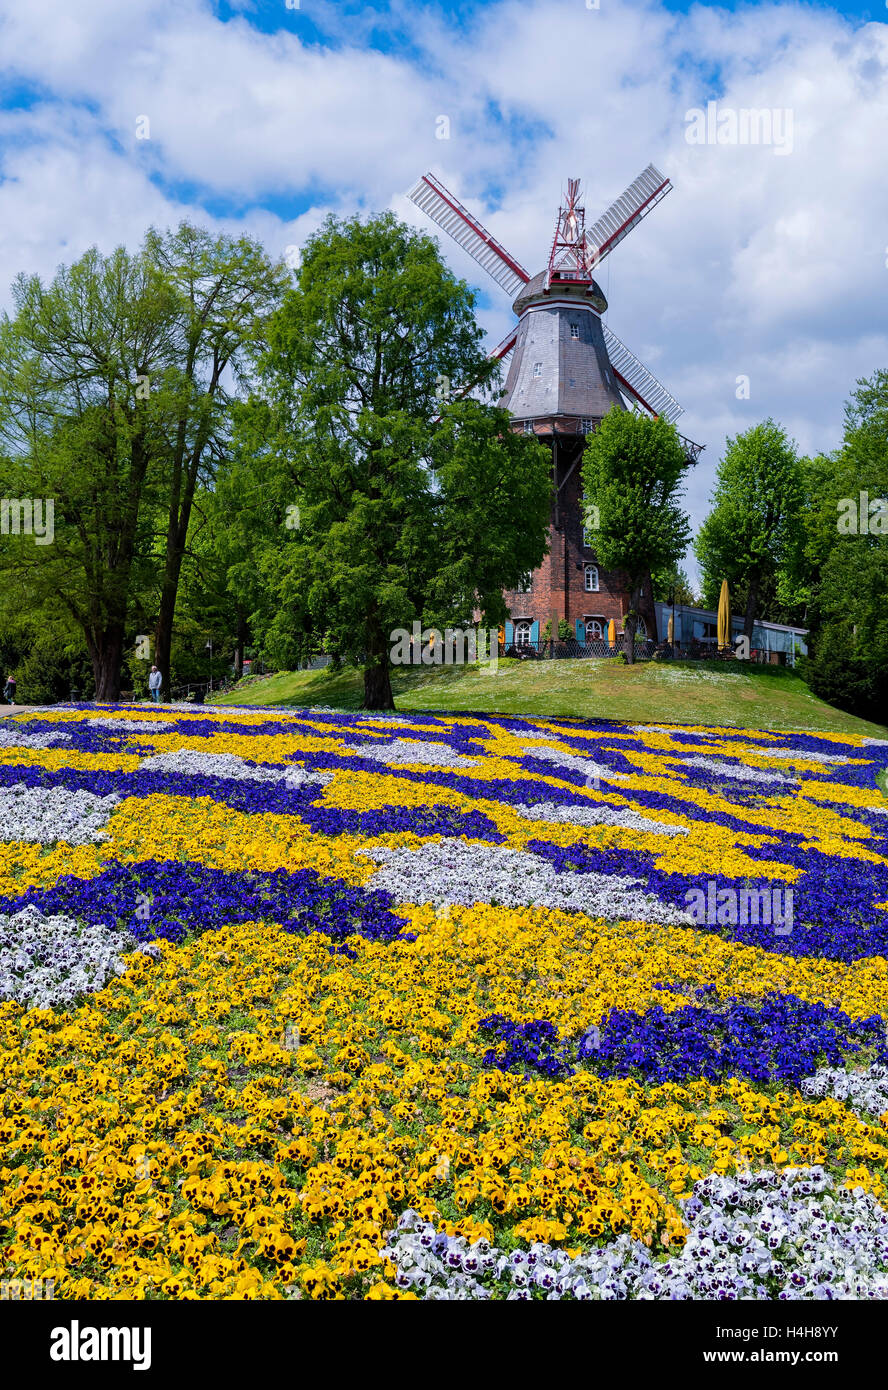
[211,657,888,739]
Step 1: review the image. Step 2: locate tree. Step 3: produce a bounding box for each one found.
[695,420,803,640]
[0,246,177,700]
[231,211,551,709]
[800,370,888,718]
[580,408,691,664]
[651,563,697,606]
[147,224,288,700]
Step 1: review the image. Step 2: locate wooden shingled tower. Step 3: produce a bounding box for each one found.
[408,165,703,649]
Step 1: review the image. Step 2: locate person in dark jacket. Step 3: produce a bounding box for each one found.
[3,674,16,705]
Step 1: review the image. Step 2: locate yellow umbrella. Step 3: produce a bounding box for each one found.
[717,578,731,650]
[667,613,674,646]
[607,618,617,648]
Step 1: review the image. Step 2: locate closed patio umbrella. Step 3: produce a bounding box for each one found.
[608,618,617,649]
[717,579,731,650]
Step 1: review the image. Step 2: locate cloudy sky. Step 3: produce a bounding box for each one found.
[0,0,885,567]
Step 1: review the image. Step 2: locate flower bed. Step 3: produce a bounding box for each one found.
[1,704,887,1299]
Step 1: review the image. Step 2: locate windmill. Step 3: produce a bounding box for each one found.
[407,164,702,459]
[406,163,702,651]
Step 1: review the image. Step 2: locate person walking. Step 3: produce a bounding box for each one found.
[148,665,162,704]
[3,673,16,706]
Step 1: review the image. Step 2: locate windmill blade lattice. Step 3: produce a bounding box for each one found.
[584,164,672,266]
[602,325,683,422]
[407,173,530,297]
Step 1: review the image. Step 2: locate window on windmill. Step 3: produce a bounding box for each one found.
[580,418,593,434]
[570,323,580,339]
[584,564,599,593]
[517,572,533,593]
[533,362,542,378]
[523,420,534,434]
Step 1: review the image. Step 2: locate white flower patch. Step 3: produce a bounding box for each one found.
[629,725,708,738]
[801,1065,888,1120]
[139,749,331,785]
[0,786,119,844]
[738,745,853,766]
[519,745,633,783]
[355,739,479,768]
[359,841,693,925]
[0,725,72,749]
[0,906,136,1010]
[384,1167,888,1300]
[675,755,796,785]
[514,801,689,837]
[85,718,176,733]
[863,738,888,748]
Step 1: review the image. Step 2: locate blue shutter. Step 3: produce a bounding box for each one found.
[575,619,586,643]
[505,621,514,645]
[530,620,539,645]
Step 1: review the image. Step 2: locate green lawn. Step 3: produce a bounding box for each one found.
[211,657,888,739]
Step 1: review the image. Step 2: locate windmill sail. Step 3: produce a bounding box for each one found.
[407,173,530,297]
[584,164,671,266]
[602,325,683,421]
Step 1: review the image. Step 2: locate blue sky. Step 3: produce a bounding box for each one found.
[0,0,886,573]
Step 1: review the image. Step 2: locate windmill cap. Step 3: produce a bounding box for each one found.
[513,270,608,316]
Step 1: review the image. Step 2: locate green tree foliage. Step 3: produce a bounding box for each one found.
[0,247,177,699]
[147,225,287,699]
[580,408,691,664]
[228,212,551,708]
[800,370,888,719]
[651,564,697,606]
[695,420,803,638]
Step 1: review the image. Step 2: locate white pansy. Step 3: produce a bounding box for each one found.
[359,841,692,925]
[84,718,173,733]
[138,749,331,785]
[519,745,632,782]
[0,726,72,748]
[514,801,689,836]
[0,906,136,1010]
[0,786,119,844]
[802,1065,888,1119]
[676,755,795,785]
[354,739,478,768]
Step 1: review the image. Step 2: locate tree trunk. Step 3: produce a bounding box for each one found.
[235,610,248,677]
[363,622,394,709]
[743,573,761,641]
[623,582,641,666]
[154,557,183,702]
[90,626,126,702]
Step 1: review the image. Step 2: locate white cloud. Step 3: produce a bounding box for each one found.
[0,0,886,565]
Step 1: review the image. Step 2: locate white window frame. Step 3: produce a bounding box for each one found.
[584,564,599,593]
[516,572,533,594]
[570,323,580,339]
[514,620,533,647]
[585,617,605,639]
[532,362,542,378]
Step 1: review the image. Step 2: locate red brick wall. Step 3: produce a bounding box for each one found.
[502,432,659,640]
